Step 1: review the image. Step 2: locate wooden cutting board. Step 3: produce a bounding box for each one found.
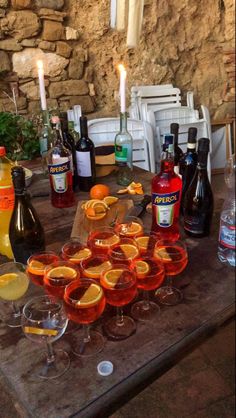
[71,199,134,242]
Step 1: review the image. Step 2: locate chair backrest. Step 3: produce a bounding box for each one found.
[88,118,156,173]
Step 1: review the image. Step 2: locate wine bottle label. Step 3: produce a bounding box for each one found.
[152,190,180,228]
[184,214,207,234]
[0,185,14,211]
[219,224,236,249]
[48,160,70,193]
[76,151,92,177]
[115,144,132,168]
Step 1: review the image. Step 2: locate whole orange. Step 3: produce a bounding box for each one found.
[90,184,110,200]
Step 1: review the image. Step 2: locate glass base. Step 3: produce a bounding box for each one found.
[104,315,136,340]
[131,300,160,321]
[33,349,70,379]
[6,313,22,328]
[72,330,105,357]
[155,285,183,306]
[65,320,81,335]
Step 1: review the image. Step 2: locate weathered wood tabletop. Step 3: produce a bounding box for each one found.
[0,163,235,418]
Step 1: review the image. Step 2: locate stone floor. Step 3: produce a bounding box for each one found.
[0,319,235,418]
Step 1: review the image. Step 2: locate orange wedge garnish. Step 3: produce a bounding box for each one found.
[95,235,120,248]
[84,260,112,279]
[48,266,77,279]
[102,269,123,287]
[120,222,143,237]
[120,244,139,260]
[103,196,118,206]
[133,260,150,278]
[134,236,149,252]
[70,248,92,262]
[77,283,103,308]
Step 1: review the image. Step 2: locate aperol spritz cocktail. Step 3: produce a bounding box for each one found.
[64,279,106,356]
[87,227,120,256]
[27,251,60,286]
[100,264,137,340]
[154,239,188,305]
[134,230,161,256]
[130,257,165,321]
[115,216,144,238]
[44,261,80,300]
[80,256,112,280]
[108,237,139,265]
[61,238,92,265]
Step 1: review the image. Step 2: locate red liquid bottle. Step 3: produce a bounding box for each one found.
[151,134,182,241]
[47,116,75,208]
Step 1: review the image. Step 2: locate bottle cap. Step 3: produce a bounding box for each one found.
[188,127,197,144]
[170,123,179,133]
[163,134,174,151]
[11,165,25,193]
[0,146,6,157]
[97,361,114,376]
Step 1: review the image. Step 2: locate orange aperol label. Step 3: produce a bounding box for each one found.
[0,186,14,211]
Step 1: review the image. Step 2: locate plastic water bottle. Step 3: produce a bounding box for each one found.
[218,155,235,267]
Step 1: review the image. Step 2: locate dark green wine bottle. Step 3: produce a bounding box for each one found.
[9,166,45,264]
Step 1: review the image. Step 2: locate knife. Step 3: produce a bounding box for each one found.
[124,194,152,219]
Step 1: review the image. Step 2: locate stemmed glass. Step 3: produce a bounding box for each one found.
[114,216,144,238]
[131,256,165,321]
[80,256,112,280]
[22,295,69,379]
[87,226,120,256]
[108,237,140,265]
[100,264,137,340]
[27,251,60,286]
[154,239,188,306]
[64,279,106,356]
[0,262,29,327]
[61,238,92,267]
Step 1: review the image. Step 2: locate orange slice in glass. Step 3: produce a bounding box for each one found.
[133,260,150,278]
[120,244,139,260]
[48,266,77,279]
[154,246,173,262]
[84,260,112,279]
[77,283,103,307]
[135,236,149,252]
[120,222,143,237]
[28,259,46,275]
[70,248,92,262]
[95,235,120,248]
[102,269,123,288]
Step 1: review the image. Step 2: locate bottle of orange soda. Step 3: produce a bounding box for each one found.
[0,146,14,259]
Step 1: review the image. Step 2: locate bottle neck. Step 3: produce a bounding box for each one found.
[187,143,196,152]
[80,120,88,138]
[120,112,128,133]
[42,110,50,127]
[161,147,175,173]
[52,123,63,145]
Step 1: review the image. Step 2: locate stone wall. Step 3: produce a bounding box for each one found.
[0,0,235,120]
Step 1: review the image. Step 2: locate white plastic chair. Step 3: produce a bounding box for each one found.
[88,118,156,173]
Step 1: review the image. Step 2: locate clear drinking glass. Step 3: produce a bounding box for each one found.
[22,295,69,379]
[0,262,29,327]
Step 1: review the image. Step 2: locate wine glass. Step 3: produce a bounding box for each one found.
[100,264,137,340]
[61,238,92,268]
[26,251,60,286]
[108,237,140,265]
[80,256,112,280]
[134,229,161,256]
[22,295,69,379]
[154,239,188,306]
[87,226,120,256]
[114,216,144,238]
[0,262,29,327]
[64,279,106,356]
[131,256,165,321]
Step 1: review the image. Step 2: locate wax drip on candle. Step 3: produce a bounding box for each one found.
[118,64,126,113]
[37,60,47,111]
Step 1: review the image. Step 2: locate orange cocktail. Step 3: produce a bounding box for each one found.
[131,257,165,291]
[134,230,161,256]
[87,227,120,256]
[44,261,80,300]
[80,256,112,280]
[61,238,92,266]
[115,216,143,238]
[154,242,188,276]
[27,251,60,286]
[108,237,139,265]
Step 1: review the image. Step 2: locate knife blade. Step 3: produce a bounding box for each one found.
[125,194,152,219]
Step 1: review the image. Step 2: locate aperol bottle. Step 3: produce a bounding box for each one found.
[151,134,182,241]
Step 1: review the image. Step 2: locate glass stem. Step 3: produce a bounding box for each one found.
[166,276,173,294]
[83,324,91,343]
[116,307,124,327]
[11,301,21,318]
[46,342,55,365]
[142,290,150,310]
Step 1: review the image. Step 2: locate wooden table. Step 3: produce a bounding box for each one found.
[0,165,235,418]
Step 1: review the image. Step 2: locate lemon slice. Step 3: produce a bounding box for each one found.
[84,260,112,279]
[48,266,77,279]
[102,269,123,287]
[0,273,18,288]
[24,327,58,336]
[96,235,120,248]
[135,236,149,251]
[120,222,143,237]
[70,248,92,262]
[134,260,150,277]
[120,244,139,260]
[103,196,118,206]
[77,283,103,307]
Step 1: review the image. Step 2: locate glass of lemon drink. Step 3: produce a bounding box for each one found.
[0,262,29,327]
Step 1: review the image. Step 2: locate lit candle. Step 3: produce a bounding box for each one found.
[37,60,47,111]
[118,64,126,113]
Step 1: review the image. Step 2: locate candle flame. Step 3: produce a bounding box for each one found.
[37,60,44,70]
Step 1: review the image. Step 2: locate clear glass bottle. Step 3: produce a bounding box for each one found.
[218,154,235,267]
[39,110,53,174]
[115,112,133,186]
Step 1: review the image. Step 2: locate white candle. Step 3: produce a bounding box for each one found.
[37,60,47,111]
[118,64,126,113]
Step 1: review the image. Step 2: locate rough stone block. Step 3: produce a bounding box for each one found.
[84,67,94,83]
[68,95,95,113]
[38,40,56,52]
[35,0,64,10]
[73,46,88,62]
[11,0,32,9]
[65,26,79,40]
[13,48,68,78]
[49,69,67,82]
[0,96,27,111]
[49,79,89,98]
[68,58,84,79]
[0,0,8,7]
[0,50,11,72]
[21,39,37,47]
[0,39,22,51]
[0,8,6,16]
[56,41,72,58]
[19,81,41,100]
[38,8,67,22]
[42,20,64,41]
[1,11,40,41]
